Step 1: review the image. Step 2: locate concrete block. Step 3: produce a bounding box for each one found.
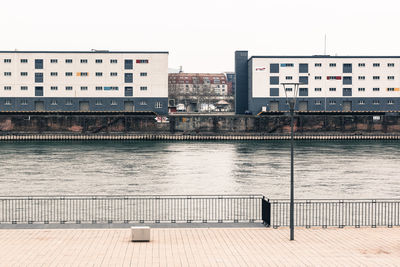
[131,226,150,242]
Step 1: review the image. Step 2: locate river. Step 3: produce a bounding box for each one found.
[0,141,399,198]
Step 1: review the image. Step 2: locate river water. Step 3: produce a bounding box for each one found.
[0,141,399,199]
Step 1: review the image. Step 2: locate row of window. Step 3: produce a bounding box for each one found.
[279,75,396,81]
[3,72,147,77]
[280,87,398,92]
[311,63,394,68]
[2,86,148,91]
[312,100,395,105]
[3,58,149,64]
[2,99,159,107]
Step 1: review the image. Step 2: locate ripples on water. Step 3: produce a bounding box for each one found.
[0,141,399,198]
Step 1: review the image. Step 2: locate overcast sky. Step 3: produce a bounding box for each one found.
[2,0,400,72]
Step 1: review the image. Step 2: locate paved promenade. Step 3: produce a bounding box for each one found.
[0,227,399,266]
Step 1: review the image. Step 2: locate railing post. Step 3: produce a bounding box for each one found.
[262,196,271,227]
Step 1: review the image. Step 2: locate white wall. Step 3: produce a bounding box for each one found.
[0,52,168,98]
[251,57,400,98]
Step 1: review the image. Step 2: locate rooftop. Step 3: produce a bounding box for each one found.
[0,50,169,54]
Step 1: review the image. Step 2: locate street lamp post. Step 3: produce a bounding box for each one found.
[281,82,301,241]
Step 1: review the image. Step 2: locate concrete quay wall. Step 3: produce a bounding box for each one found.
[0,114,400,136]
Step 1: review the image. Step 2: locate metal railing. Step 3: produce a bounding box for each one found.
[1,196,399,228]
[270,199,400,228]
[0,195,263,224]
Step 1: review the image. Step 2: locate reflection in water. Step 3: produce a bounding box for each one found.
[0,141,399,198]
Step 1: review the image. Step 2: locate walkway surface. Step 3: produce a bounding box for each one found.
[0,227,399,266]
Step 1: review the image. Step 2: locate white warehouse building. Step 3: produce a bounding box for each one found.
[235,51,400,114]
[0,51,168,114]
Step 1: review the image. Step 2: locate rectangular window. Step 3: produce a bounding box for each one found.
[388,76,395,80]
[373,88,380,91]
[110,59,118,64]
[285,88,292,92]
[125,59,133,69]
[124,87,133,96]
[329,88,336,91]
[95,59,103,64]
[50,72,58,76]
[81,86,88,91]
[21,100,28,105]
[387,88,395,91]
[80,59,88,63]
[329,63,336,67]
[4,86,11,90]
[4,59,11,63]
[270,88,279,96]
[51,86,58,90]
[140,101,147,105]
[285,76,292,80]
[4,72,11,76]
[51,100,58,105]
[35,86,43,96]
[79,72,88,76]
[20,86,28,90]
[343,76,352,85]
[388,63,395,67]
[65,72,73,76]
[66,86,73,91]
[110,72,118,77]
[373,100,380,105]
[35,59,43,69]
[270,76,279,85]
[125,73,133,83]
[65,59,73,63]
[343,63,352,73]
[358,88,365,91]
[358,100,365,105]
[140,86,148,91]
[270,63,279,73]
[111,100,117,105]
[315,100,322,105]
[358,63,365,67]
[299,76,308,84]
[95,72,103,77]
[20,59,28,63]
[358,76,365,80]
[35,73,43,83]
[155,102,162,108]
[299,88,308,96]
[314,88,322,91]
[388,100,394,105]
[299,63,308,73]
[315,76,322,80]
[329,100,336,105]
[373,63,380,67]
[373,76,380,80]
[50,59,58,63]
[314,63,322,67]
[280,63,294,67]
[95,100,102,105]
[20,72,28,76]
[66,100,73,105]
[96,86,103,91]
[4,100,11,105]
[136,59,149,64]
[343,88,352,96]
[140,72,147,77]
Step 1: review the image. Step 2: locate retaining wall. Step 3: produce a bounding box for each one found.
[0,114,400,135]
